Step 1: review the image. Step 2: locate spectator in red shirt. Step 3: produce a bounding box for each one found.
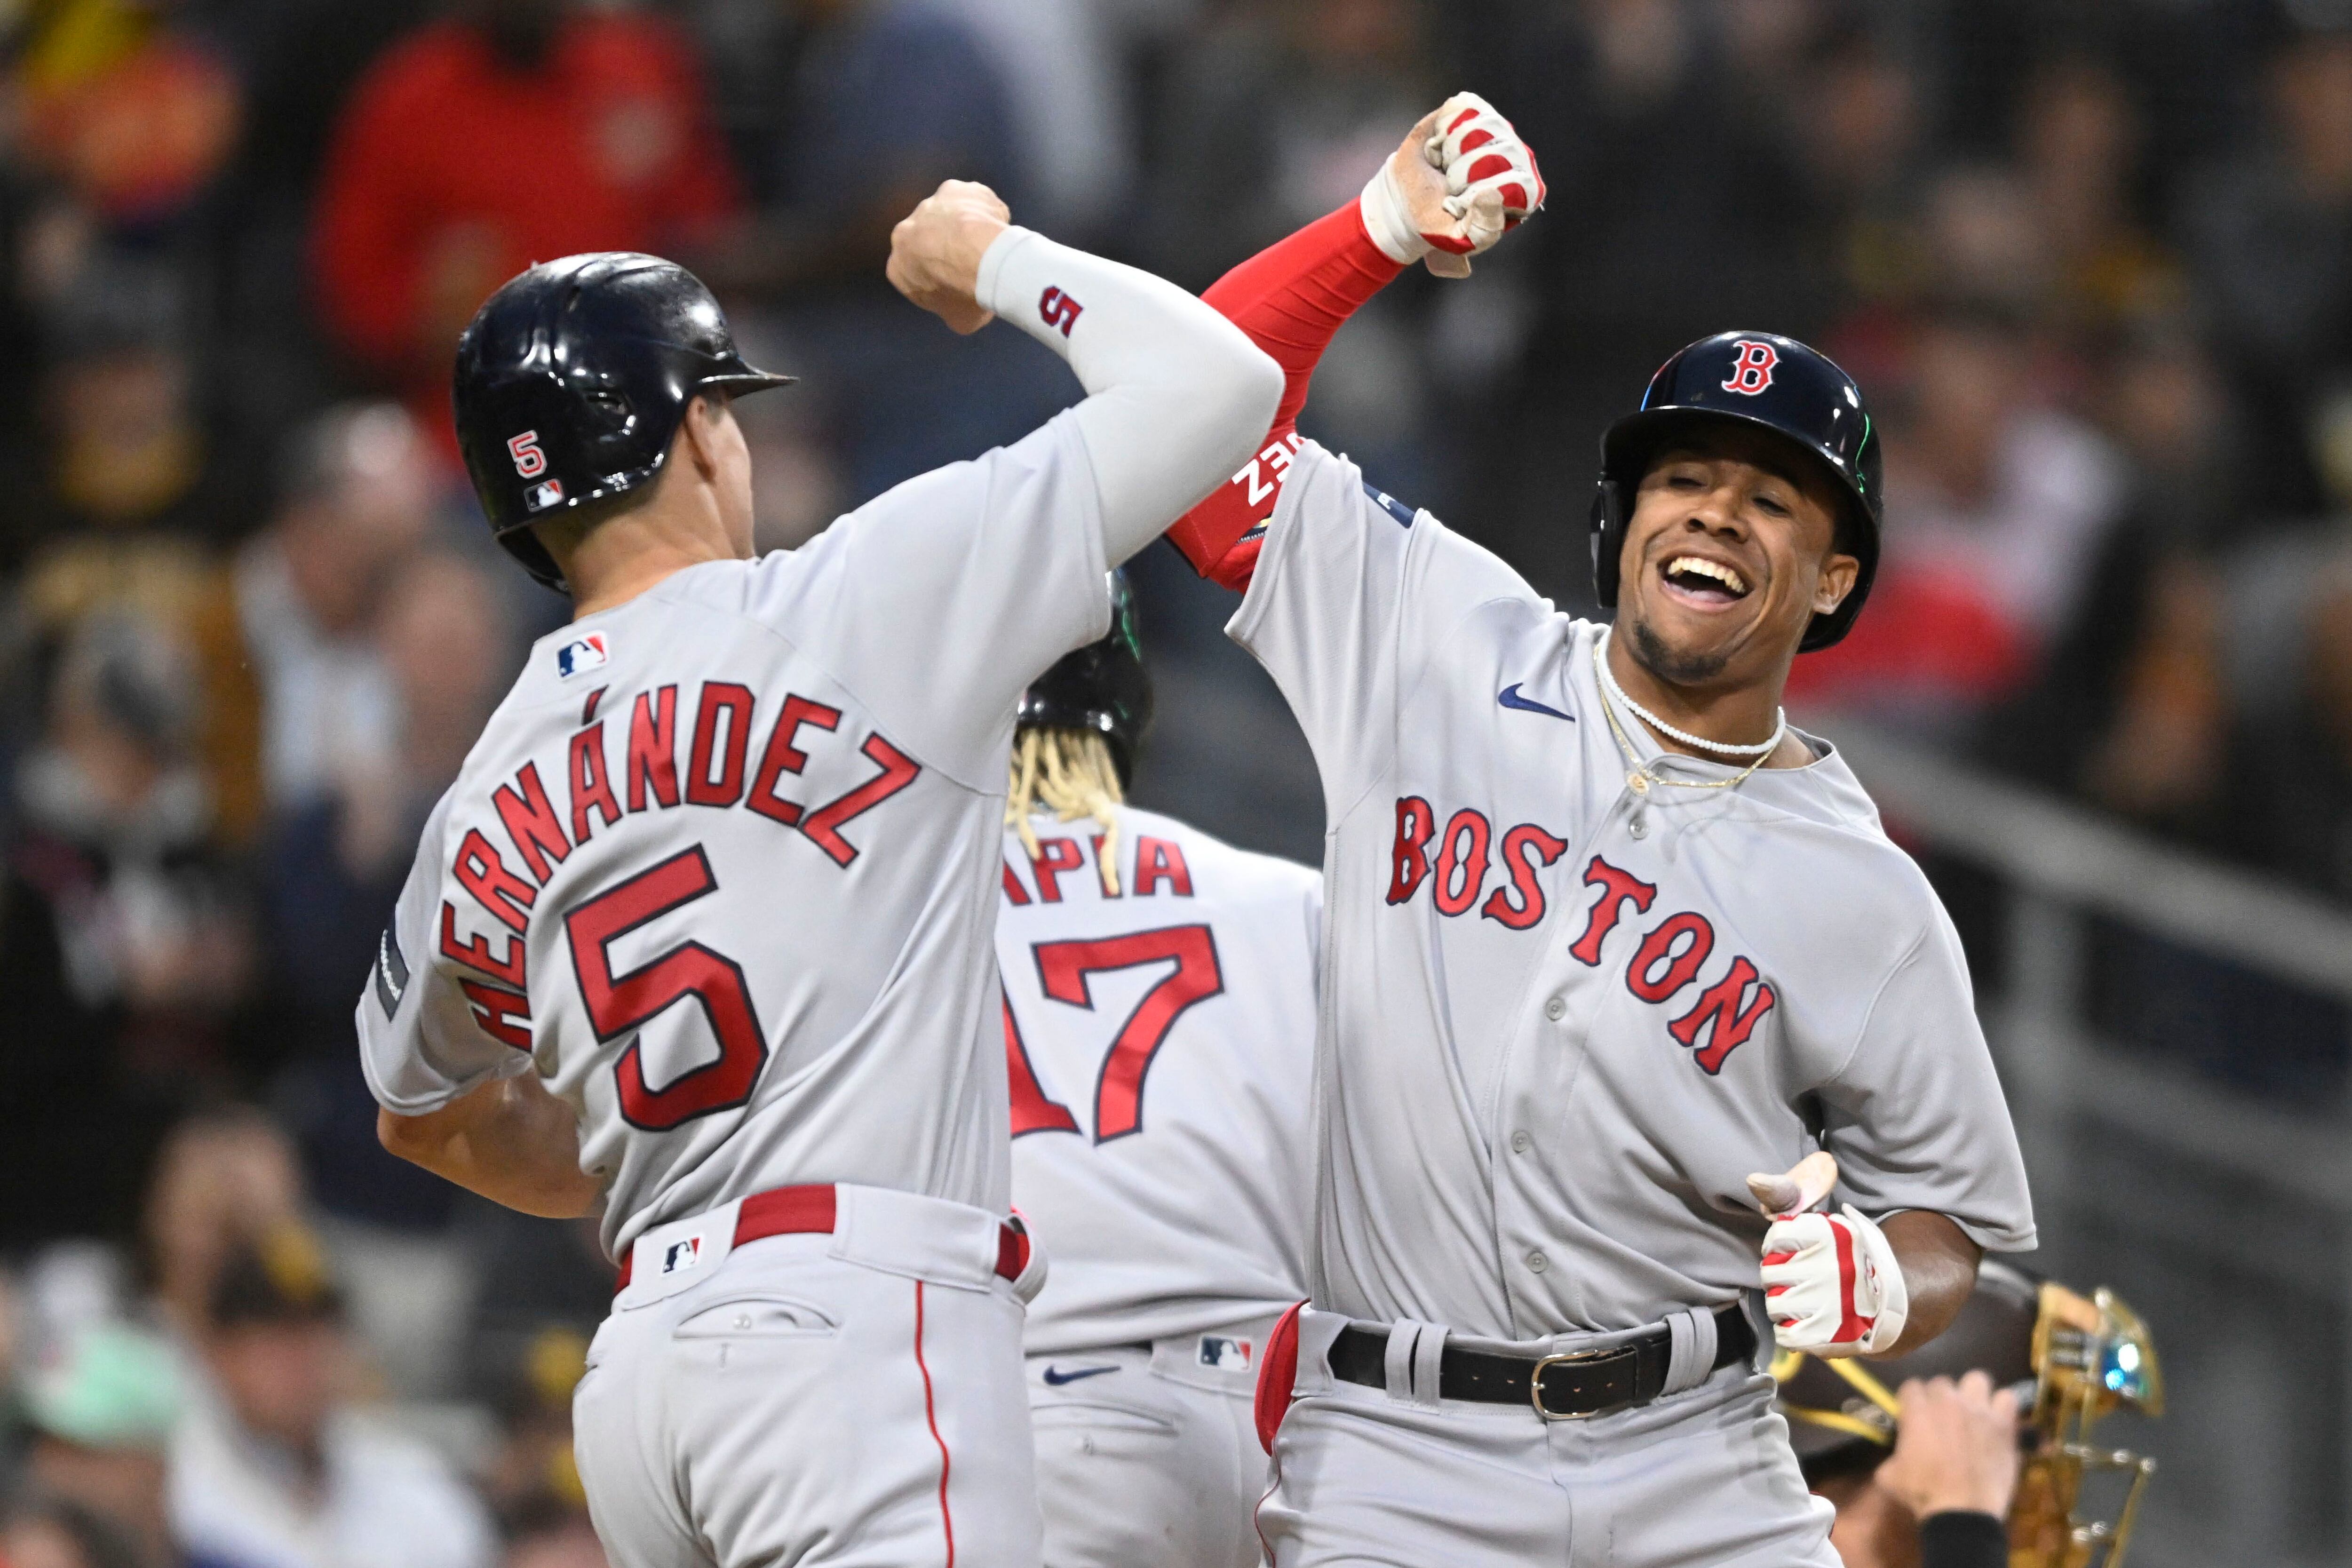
[310,0,739,450]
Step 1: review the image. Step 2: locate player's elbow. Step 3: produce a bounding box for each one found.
[1213,335,1286,467]
[1167,338,1283,517]
[376,1106,441,1167]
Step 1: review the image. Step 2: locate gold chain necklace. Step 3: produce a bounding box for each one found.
[1592,638,1776,800]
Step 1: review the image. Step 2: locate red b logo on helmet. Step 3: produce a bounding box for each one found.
[1721,340,1779,396]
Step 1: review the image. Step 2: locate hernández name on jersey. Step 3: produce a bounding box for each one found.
[358,413,1120,1262]
[432,674,922,1124]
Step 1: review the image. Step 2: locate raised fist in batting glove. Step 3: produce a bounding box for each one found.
[1362,91,1544,278]
[1748,1152,1908,1357]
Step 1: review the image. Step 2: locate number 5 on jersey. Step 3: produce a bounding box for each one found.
[566,845,768,1131]
[1002,925,1223,1142]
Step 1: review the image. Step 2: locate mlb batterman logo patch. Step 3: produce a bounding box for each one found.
[1199,1335,1254,1371]
[525,478,566,513]
[556,631,610,679]
[662,1235,704,1275]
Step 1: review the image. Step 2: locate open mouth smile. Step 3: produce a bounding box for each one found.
[1658,554,1752,610]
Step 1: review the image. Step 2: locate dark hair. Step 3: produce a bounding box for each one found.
[208,1231,345,1330]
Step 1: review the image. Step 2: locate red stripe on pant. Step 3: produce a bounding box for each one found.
[913,1280,954,1567]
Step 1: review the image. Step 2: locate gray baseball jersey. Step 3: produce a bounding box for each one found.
[998,805,1320,1354]
[1224,439,2035,1339]
[358,414,1111,1260]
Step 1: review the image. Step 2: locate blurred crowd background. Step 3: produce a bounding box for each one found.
[0,0,2346,1563]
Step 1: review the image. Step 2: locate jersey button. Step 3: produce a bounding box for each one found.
[1510,1130,1531,1154]
[1525,1250,1549,1274]
[1544,995,1566,1022]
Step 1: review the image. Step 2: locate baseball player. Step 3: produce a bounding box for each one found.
[1159,96,2037,1566]
[356,183,1280,1568]
[994,572,1320,1568]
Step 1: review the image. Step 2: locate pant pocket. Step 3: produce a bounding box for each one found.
[672,1292,839,1339]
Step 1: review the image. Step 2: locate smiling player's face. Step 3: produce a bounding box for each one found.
[1613,423,1858,692]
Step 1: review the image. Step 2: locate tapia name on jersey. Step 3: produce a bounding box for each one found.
[995,805,1319,1358]
[1002,829,1195,905]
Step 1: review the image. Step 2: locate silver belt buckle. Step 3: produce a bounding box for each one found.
[1528,1346,1619,1421]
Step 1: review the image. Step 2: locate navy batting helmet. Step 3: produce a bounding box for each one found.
[1017,572,1153,788]
[1589,330,1881,651]
[453,252,794,590]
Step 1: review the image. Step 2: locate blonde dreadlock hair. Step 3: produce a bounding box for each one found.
[1007,727,1126,894]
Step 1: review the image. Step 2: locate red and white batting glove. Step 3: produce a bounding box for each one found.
[1759,1203,1908,1357]
[1361,91,1544,278]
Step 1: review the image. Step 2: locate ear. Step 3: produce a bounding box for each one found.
[1812,552,1860,615]
[675,394,727,480]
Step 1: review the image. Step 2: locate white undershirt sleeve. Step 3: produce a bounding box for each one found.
[977,226,1283,564]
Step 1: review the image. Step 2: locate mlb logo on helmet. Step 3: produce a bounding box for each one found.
[662,1235,704,1275]
[1199,1335,1254,1371]
[556,631,610,679]
[1721,339,1779,395]
[526,478,566,513]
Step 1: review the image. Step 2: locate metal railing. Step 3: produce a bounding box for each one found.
[1830,723,2352,1568]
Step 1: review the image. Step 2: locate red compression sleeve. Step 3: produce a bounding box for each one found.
[1166,201,1405,590]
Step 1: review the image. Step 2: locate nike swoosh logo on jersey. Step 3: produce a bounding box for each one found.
[1040,1364,1121,1386]
[1498,684,1574,721]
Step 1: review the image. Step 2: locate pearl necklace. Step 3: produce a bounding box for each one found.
[1593,628,1787,758]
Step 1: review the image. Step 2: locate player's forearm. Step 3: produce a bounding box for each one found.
[1876,1211,1982,1357]
[1205,202,1406,432]
[378,1076,601,1219]
[1164,202,1405,585]
[977,228,1283,563]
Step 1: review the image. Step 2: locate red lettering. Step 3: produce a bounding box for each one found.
[458,980,532,1051]
[1627,912,1715,1003]
[569,724,622,844]
[686,682,754,806]
[1029,836,1086,903]
[454,829,536,932]
[493,763,571,884]
[1386,797,1436,904]
[1481,823,1569,930]
[1033,925,1223,1141]
[1669,956,1777,1075]
[1432,809,1492,916]
[627,686,679,811]
[1133,836,1193,897]
[440,901,525,987]
[802,735,921,867]
[747,694,841,826]
[1001,860,1033,906]
[1002,996,1079,1136]
[1089,835,1119,898]
[1569,856,1656,964]
[567,846,767,1131]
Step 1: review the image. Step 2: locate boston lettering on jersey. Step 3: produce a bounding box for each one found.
[1386,796,1776,1076]
[437,678,923,1064]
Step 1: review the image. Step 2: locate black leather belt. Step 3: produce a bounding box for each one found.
[1328,1303,1755,1420]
